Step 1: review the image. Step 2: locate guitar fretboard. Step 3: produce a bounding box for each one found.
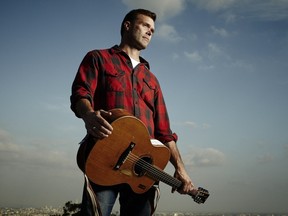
[142,160,182,189]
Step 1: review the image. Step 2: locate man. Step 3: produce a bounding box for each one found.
[71,9,196,216]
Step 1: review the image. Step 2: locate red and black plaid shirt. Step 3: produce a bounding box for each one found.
[70,45,177,143]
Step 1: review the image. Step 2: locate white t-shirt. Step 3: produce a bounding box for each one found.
[130,57,140,68]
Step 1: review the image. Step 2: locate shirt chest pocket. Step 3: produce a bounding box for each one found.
[104,70,125,92]
[141,78,157,105]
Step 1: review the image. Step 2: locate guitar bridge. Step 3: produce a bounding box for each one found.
[114,142,135,170]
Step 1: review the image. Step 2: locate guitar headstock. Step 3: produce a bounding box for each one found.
[191,187,210,204]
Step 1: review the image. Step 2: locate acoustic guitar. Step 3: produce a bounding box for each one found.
[77,109,209,204]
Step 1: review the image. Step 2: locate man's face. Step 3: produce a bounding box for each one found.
[126,14,155,50]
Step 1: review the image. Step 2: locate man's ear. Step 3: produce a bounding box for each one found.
[124,21,131,32]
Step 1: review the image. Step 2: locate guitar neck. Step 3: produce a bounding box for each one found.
[145,163,182,189]
[145,164,210,204]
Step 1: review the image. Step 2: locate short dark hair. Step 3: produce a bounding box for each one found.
[120,9,156,37]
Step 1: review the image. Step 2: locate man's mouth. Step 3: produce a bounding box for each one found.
[143,37,149,42]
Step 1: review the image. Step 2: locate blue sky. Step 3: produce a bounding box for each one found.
[1,0,288,213]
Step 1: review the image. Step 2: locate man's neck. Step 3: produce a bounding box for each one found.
[119,43,141,62]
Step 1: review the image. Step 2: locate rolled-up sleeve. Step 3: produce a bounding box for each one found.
[153,85,178,144]
[70,52,98,117]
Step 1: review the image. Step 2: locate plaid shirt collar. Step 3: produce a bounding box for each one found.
[110,45,150,69]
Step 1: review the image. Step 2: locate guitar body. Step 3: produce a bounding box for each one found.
[78,109,171,194]
[77,109,210,203]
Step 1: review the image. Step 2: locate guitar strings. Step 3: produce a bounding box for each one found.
[125,153,173,184]
[122,151,182,187]
[123,154,207,202]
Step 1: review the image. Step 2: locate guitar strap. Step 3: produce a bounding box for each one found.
[151,186,160,215]
[84,174,102,216]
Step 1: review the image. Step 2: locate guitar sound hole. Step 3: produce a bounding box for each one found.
[134,156,152,177]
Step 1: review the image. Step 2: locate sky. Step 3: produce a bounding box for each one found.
[0,0,288,213]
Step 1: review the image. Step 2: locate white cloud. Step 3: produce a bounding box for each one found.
[185,121,211,129]
[208,43,222,54]
[244,0,288,21]
[184,51,202,62]
[183,42,253,72]
[184,121,198,128]
[123,0,288,22]
[0,129,74,170]
[211,25,229,37]
[188,0,288,22]
[42,102,68,112]
[156,24,183,42]
[183,147,225,167]
[188,0,237,12]
[122,0,185,21]
[40,97,70,113]
[175,121,211,129]
[207,42,228,60]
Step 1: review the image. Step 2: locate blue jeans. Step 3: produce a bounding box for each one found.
[80,180,156,216]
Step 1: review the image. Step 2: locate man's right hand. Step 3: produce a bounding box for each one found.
[75,99,114,139]
[82,109,113,139]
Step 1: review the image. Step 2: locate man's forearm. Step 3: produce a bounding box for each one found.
[165,140,186,171]
[75,98,94,119]
[166,140,195,194]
